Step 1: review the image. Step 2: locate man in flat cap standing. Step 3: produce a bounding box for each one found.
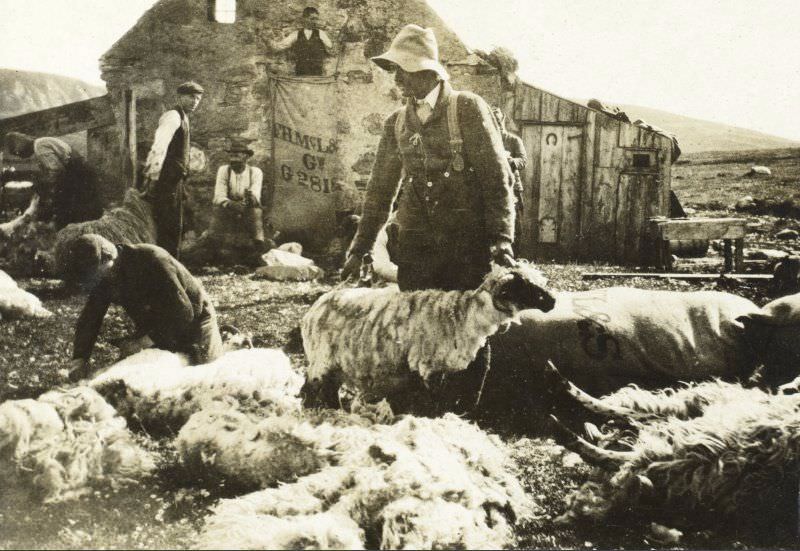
[341,24,517,412]
[142,81,204,259]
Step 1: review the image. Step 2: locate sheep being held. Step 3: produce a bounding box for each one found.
[301,262,555,406]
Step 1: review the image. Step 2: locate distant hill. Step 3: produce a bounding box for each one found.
[0,68,105,118]
[0,69,106,157]
[613,103,800,154]
[0,69,106,118]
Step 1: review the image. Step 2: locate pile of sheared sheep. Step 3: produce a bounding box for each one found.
[1,346,532,549]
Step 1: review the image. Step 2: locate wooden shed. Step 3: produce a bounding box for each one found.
[504,83,674,265]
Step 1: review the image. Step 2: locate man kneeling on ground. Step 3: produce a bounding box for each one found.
[66,234,223,381]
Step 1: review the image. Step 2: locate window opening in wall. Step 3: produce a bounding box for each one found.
[632,152,652,169]
[209,0,236,23]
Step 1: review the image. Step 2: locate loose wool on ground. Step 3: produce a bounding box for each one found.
[0,386,155,502]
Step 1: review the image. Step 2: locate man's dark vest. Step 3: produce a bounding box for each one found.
[162,106,191,180]
[293,28,326,76]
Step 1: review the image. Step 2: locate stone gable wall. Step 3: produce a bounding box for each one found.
[95,0,501,249]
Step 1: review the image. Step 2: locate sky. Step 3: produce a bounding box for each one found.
[2,0,799,140]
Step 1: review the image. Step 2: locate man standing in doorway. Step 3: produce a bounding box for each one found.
[142,81,204,259]
[492,107,527,249]
[272,7,333,76]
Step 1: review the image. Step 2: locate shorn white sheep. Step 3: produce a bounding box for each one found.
[191,410,531,550]
[0,386,156,502]
[91,348,304,435]
[0,269,51,319]
[301,262,555,407]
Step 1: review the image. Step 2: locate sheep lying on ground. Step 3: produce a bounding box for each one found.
[482,287,762,422]
[0,386,156,502]
[0,269,51,319]
[52,188,156,284]
[192,409,530,550]
[90,348,303,435]
[546,363,800,533]
[301,262,555,408]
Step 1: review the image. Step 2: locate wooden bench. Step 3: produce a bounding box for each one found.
[648,217,748,272]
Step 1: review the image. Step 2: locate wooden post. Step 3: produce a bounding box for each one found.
[124,89,137,189]
[734,238,745,272]
[723,239,733,272]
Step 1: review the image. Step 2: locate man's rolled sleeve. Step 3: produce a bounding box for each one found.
[213,166,231,206]
[143,111,182,181]
[349,111,403,257]
[460,94,515,244]
[249,167,263,206]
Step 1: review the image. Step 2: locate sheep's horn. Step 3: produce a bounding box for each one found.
[548,414,635,470]
[544,361,639,421]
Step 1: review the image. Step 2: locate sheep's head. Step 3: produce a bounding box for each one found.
[481,262,556,314]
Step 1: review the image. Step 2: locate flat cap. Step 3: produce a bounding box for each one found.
[177,81,205,95]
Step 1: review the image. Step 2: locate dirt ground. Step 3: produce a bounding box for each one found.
[1,147,800,549]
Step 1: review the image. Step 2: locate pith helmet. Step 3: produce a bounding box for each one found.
[371,24,449,80]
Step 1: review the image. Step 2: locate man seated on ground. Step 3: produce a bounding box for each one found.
[66,234,223,381]
[209,140,266,259]
[4,132,103,229]
[271,6,333,76]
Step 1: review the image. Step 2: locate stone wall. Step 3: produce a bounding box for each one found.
[94,0,500,249]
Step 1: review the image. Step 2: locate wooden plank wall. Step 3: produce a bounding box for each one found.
[513,82,672,264]
[0,95,115,139]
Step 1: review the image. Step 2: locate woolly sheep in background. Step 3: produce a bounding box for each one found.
[300,262,555,408]
[50,189,157,285]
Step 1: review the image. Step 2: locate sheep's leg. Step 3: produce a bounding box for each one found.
[435,343,492,416]
[301,370,342,410]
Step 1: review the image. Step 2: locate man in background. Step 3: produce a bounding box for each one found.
[492,107,527,249]
[4,132,103,228]
[271,6,333,76]
[142,81,204,258]
[209,139,266,257]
